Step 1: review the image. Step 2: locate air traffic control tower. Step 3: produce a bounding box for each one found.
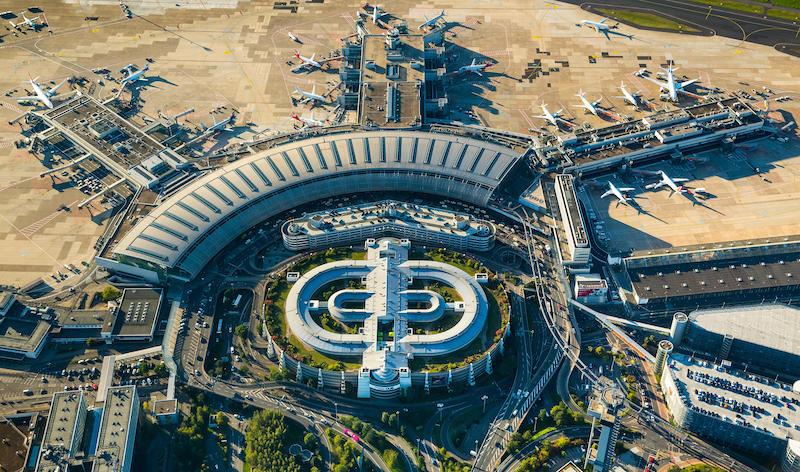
[584,379,625,472]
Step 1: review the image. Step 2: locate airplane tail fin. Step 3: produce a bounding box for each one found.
[600,17,608,23]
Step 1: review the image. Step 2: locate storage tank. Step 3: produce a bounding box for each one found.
[670,312,688,346]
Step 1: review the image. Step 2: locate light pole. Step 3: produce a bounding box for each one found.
[396,410,400,431]
[334,402,338,419]
[437,403,444,422]
[481,395,488,413]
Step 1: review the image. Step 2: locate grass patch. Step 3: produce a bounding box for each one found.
[688,0,765,14]
[531,426,556,441]
[773,0,800,8]
[409,284,507,372]
[597,8,700,32]
[768,7,800,19]
[291,247,366,274]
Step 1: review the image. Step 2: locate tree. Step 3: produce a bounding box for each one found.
[215,412,228,427]
[100,286,121,302]
[381,411,390,425]
[245,410,302,472]
[303,432,318,450]
[234,324,248,339]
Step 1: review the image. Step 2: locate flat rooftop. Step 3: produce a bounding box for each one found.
[43,94,166,171]
[359,33,424,128]
[0,315,49,354]
[689,304,800,359]
[93,386,137,472]
[111,288,163,338]
[38,391,86,472]
[629,252,800,300]
[153,398,177,416]
[283,200,494,238]
[668,353,800,441]
[0,418,31,472]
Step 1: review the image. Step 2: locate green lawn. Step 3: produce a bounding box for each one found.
[597,8,700,32]
[767,6,800,19]
[773,0,800,8]
[688,0,766,14]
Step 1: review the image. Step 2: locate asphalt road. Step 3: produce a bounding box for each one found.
[562,0,800,56]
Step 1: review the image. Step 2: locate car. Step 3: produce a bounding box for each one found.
[23,389,33,396]
[195,369,201,376]
[41,376,48,383]
[40,389,48,395]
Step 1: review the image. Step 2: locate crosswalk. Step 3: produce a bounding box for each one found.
[19,205,74,238]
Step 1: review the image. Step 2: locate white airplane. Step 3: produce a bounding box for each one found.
[616,82,641,108]
[17,77,67,109]
[418,10,445,30]
[533,103,570,128]
[121,64,149,84]
[643,66,699,102]
[579,18,632,40]
[293,85,325,105]
[288,32,301,44]
[456,58,493,77]
[10,13,40,30]
[291,112,325,128]
[360,4,389,24]
[601,181,636,205]
[645,170,691,195]
[574,90,603,116]
[292,51,323,72]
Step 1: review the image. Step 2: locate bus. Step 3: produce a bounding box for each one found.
[343,429,360,443]
[233,294,242,308]
[217,319,223,335]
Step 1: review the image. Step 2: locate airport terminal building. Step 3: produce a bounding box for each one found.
[99,127,525,283]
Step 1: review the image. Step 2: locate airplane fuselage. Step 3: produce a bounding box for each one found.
[30,80,53,109]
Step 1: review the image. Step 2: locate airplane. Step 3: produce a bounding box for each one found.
[574,90,603,116]
[533,103,570,128]
[10,13,40,31]
[601,181,636,205]
[293,85,325,105]
[643,66,699,102]
[578,18,632,40]
[360,4,389,25]
[456,58,493,77]
[418,10,445,30]
[121,64,149,84]
[291,112,326,128]
[288,32,302,44]
[292,51,323,72]
[616,82,642,108]
[16,76,67,109]
[644,170,691,195]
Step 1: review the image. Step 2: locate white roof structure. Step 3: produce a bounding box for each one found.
[112,130,521,278]
[285,238,487,373]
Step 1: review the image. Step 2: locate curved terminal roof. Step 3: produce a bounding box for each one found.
[113,129,521,277]
[689,304,800,357]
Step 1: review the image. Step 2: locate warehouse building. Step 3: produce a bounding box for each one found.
[282,200,495,252]
[621,237,800,307]
[661,353,800,471]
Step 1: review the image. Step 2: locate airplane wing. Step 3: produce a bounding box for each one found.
[600,190,613,198]
[473,70,483,77]
[672,178,689,183]
[592,98,603,106]
[16,96,39,102]
[48,78,68,95]
[618,187,635,192]
[679,78,699,89]
[642,75,667,89]
[602,30,611,41]
[645,182,663,189]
